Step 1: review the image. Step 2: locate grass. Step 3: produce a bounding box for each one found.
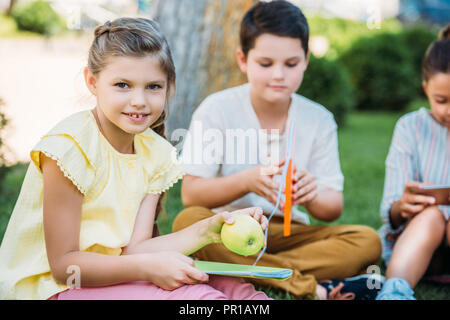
[0,111,449,299]
[0,163,28,240]
[309,111,403,228]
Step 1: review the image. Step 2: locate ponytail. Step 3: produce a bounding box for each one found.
[422,24,450,82]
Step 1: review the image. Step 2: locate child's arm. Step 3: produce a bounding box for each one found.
[381,117,435,232]
[389,181,436,229]
[181,164,283,209]
[301,188,343,222]
[41,154,206,290]
[122,202,268,256]
[292,167,343,222]
[122,192,217,255]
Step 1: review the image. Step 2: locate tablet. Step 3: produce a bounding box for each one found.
[411,185,450,205]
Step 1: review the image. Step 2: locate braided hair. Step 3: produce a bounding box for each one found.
[88,17,176,226]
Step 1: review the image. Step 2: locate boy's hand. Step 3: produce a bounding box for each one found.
[243,164,283,209]
[204,207,268,244]
[291,165,318,206]
[397,181,436,220]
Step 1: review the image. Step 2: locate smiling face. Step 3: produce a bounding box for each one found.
[237,33,308,106]
[423,72,450,129]
[85,54,168,138]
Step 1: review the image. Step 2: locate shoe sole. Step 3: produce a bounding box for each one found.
[344,273,386,285]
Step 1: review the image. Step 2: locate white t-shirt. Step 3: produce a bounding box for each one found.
[180,83,344,224]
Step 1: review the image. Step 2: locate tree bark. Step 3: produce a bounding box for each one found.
[6,0,17,15]
[153,0,257,140]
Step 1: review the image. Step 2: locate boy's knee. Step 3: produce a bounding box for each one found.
[172,206,215,233]
[351,225,382,265]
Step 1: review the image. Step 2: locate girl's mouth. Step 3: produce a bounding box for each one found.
[122,113,150,123]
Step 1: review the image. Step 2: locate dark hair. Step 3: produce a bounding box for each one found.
[422,24,450,82]
[240,0,309,57]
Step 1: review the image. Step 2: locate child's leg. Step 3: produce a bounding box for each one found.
[207,275,272,300]
[386,206,446,288]
[173,207,381,299]
[265,217,382,281]
[50,281,229,300]
[446,219,450,247]
[173,207,319,298]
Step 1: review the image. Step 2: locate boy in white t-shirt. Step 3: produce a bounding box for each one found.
[173,0,382,300]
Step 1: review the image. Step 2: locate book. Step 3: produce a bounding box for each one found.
[194,260,292,280]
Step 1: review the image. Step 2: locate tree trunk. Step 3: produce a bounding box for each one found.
[153,0,257,140]
[6,0,17,15]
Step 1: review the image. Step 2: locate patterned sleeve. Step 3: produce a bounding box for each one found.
[380,116,418,234]
[146,137,184,195]
[30,134,96,196]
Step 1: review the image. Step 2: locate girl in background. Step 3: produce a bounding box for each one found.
[377,25,450,300]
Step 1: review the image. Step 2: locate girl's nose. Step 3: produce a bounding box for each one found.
[131,90,146,108]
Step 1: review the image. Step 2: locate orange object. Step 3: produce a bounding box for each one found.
[283,159,293,237]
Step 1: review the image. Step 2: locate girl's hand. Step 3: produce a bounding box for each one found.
[397,181,436,220]
[291,165,318,207]
[139,251,209,291]
[243,163,283,208]
[204,207,268,244]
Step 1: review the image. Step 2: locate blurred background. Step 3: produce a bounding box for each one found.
[0,0,449,299]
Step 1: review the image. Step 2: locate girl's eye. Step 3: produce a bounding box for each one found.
[115,82,129,89]
[259,63,272,68]
[435,99,447,104]
[286,63,298,68]
[148,84,162,90]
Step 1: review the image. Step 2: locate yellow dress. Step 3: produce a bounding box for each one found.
[0,110,184,300]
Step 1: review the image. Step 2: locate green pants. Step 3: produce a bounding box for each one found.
[173,206,382,298]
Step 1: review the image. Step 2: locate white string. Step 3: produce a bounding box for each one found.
[253,119,295,266]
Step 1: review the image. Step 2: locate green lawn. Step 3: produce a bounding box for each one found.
[1,111,448,299]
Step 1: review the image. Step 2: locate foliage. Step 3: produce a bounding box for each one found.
[298,54,356,127]
[405,97,429,113]
[0,163,27,243]
[399,24,438,98]
[0,13,17,36]
[11,0,66,36]
[0,99,8,166]
[308,15,402,59]
[339,32,417,111]
[309,17,437,112]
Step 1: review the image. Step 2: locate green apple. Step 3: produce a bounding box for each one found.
[220,214,265,256]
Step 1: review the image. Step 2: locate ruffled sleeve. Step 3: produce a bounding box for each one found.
[30,135,95,196]
[137,129,184,195]
[29,111,99,196]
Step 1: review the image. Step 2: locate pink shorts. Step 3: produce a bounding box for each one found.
[49,276,271,300]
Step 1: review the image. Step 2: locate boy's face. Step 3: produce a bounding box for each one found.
[237,33,308,105]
